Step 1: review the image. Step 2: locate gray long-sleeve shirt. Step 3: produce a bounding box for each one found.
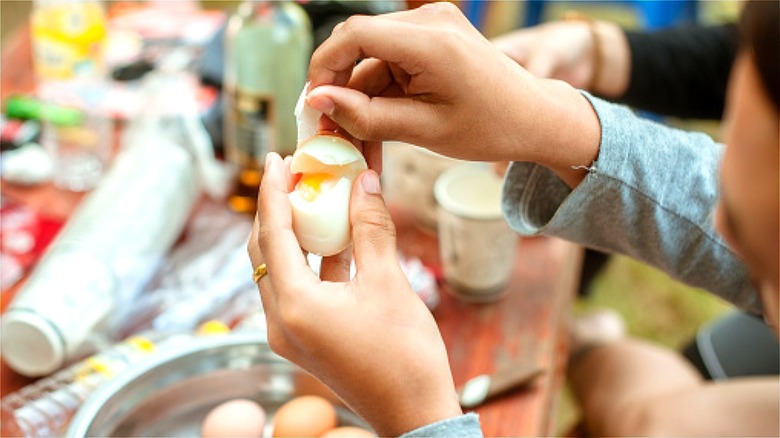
[399,93,760,438]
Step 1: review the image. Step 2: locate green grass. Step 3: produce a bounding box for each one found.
[577,256,733,349]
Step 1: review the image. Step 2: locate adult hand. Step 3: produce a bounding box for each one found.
[492,18,630,98]
[492,20,597,89]
[248,152,462,437]
[304,2,601,185]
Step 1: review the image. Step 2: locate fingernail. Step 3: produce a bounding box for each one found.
[307,94,335,116]
[361,170,381,195]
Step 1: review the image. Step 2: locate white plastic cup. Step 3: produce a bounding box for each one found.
[434,163,518,302]
[383,142,464,232]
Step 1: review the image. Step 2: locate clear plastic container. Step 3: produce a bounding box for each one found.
[0,330,200,437]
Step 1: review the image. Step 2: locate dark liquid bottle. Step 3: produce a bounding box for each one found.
[223,0,312,214]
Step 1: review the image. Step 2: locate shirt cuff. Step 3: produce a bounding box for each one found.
[399,413,482,437]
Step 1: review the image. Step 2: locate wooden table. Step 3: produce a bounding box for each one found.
[0,194,582,437]
[393,208,582,436]
[1,16,583,437]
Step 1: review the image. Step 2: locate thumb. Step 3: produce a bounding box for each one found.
[349,170,398,275]
[307,85,427,141]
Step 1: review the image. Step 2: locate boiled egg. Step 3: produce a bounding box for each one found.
[288,134,367,256]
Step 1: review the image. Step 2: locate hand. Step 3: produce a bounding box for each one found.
[492,18,630,98]
[248,152,462,436]
[304,2,601,186]
[492,20,596,89]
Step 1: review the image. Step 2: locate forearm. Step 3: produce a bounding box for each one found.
[517,78,602,189]
[502,93,762,314]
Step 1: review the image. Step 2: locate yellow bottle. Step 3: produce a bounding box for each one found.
[30,0,107,81]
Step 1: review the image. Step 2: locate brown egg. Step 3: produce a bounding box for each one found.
[201,398,266,438]
[321,426,376,437]
[272,395,338,437]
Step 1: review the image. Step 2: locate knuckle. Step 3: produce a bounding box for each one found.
[256,221,274,248]
[436,1,462,17]
[351,112,376,139]
[421,1,459,17]
[338,14,367,39]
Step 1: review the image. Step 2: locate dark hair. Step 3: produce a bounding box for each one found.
[741,0,779,111]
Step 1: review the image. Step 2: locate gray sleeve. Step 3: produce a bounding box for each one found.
[501,92,762,315]
[399,413,482,437]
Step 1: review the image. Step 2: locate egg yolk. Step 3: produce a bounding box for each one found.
[296,173,335,202]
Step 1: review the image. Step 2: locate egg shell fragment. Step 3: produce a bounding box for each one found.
[289,135,367,256]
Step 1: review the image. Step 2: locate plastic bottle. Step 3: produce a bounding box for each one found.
[0,323,231,438]
[30,0,107,82]
[223,0,312,214]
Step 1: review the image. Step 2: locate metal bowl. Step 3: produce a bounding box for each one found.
[67,332,369,437]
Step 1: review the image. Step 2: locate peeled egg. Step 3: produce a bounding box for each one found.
[201,398,266,438]
[272,395,338,437]
[289,134,368,256]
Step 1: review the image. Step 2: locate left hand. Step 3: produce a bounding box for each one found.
[491,20,596,88]
[247,152,462,437]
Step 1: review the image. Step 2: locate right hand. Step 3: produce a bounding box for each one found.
[304,2,600,178]
[491,20,597,89]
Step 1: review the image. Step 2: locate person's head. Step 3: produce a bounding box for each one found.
[715,0,779,332]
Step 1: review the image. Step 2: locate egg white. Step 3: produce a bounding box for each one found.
[289,176,352,256]
[288,135,367,256]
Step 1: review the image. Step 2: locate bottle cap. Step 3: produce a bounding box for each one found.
[1,309,66,377]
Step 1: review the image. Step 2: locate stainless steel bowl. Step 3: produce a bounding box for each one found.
[67,332,369,437]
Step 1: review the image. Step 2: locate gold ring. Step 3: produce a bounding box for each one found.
[252,263,268,283]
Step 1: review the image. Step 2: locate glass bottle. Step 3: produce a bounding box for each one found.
[223,0,313,214]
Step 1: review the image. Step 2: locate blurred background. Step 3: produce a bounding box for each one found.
[0,1,751,436]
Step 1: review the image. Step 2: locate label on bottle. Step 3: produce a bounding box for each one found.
[225,86,276,167]
[31,1,107,81]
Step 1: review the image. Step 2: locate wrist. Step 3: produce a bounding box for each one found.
[371,370,463,436]
[590,20,630,97]
[532,79,601,188]
[563,13,629,97]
